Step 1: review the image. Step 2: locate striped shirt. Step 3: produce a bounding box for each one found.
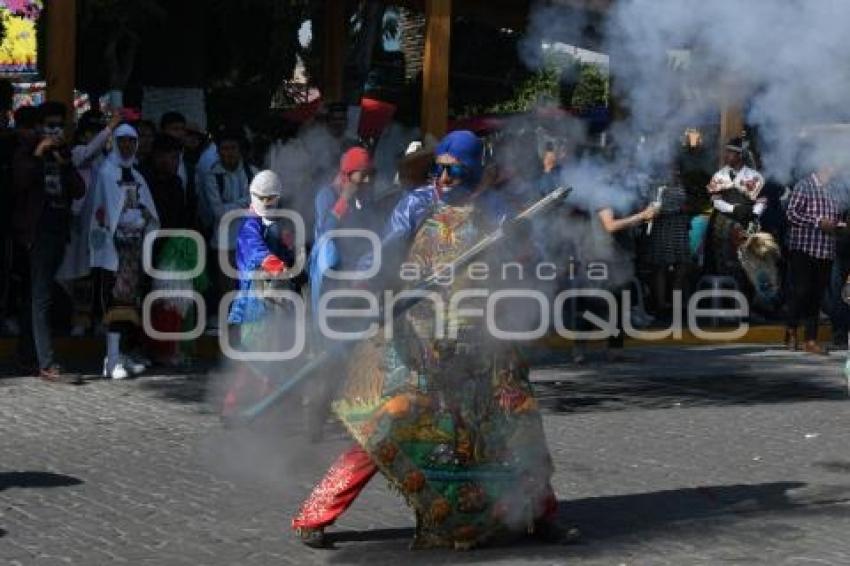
[786,173,841,260]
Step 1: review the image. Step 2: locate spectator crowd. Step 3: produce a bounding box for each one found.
[1,76,849,383]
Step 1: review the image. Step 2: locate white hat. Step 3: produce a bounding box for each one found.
[250,170,283,197]
[114,123,139,139]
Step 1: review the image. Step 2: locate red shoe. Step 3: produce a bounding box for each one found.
[38,365,83,385]
[803,341,829,356]
[221,365,270,419]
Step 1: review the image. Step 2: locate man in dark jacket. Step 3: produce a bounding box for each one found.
[0,80,17,336]
[12,102,85,382]
[142,134,190,231]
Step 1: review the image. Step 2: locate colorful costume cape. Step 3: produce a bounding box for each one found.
[331,187,554,549]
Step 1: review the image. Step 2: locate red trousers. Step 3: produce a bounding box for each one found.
[291,444,377,530]
[221,364,270,419]
[148,306,182,362]
[291,444,559,531]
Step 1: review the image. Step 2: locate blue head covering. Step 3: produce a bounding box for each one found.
[435,130,484,186]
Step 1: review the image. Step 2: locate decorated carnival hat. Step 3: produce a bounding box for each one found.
[725,136,747,153]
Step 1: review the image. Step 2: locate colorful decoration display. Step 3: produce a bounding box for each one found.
[0,0,42,76]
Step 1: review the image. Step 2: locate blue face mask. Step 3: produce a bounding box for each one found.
[435,131,484,186]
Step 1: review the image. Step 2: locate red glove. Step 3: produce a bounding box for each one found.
[332,197,350,219]
[261,255,287,276]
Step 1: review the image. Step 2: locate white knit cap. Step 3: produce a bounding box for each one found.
[250,170,283,197]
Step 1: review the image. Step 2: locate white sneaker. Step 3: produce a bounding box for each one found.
[129,353,152,368]
[103,356,132,380]
[110,363,129,380]
[122,356,146,376]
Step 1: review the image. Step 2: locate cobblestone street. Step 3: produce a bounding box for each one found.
[2,345,850,565]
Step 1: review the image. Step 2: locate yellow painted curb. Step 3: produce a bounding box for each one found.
[0,324,836,363]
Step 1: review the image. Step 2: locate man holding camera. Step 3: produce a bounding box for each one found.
[12,102,85,382]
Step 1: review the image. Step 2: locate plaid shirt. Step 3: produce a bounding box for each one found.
[786,173,841,260]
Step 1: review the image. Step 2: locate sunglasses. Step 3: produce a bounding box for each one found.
[252,193,279,203]
[431,163,468,180]
[44,121,64,129]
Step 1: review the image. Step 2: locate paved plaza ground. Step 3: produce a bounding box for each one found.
[2,345,850,565]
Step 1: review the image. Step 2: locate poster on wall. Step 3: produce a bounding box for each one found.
[0,0,42,76]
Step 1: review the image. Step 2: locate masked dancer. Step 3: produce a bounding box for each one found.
[292,131,573,549]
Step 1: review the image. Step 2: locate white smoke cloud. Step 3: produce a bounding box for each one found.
[599,0,850,179]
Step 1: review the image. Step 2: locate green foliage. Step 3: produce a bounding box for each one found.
[459,54,609,118]
[571,63,608,109]
[461,65,560,117]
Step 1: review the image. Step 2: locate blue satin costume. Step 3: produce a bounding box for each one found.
[307,132,513,326]
[228,215,296,325]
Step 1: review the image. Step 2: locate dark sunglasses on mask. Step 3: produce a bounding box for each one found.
[431,163,468,180]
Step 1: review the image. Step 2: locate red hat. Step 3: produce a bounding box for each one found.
[358,97,397,139]
[339,147,373,176]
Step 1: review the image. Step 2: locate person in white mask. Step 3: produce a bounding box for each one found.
[221,170,302,419]
[89,123,160,380]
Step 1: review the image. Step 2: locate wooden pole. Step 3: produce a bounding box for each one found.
[719,100,744,167]
[323,0,346,103]
[45,0,77,124]
[421,0,451,141]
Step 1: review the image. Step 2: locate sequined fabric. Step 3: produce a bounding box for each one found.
[333,201,556,549]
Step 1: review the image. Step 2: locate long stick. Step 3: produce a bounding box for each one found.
[228,187,573,425]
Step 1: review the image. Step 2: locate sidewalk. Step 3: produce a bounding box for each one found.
[0,324,836,366]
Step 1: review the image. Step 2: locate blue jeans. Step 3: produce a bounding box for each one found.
[19,211,69,369]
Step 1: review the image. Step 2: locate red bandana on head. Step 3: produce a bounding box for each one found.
[335,147,372,188]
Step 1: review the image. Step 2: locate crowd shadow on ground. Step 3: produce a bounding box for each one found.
[533,345,848,414]
[138,371,213,406]
[128,345,850,417]
[324,480,850,564]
